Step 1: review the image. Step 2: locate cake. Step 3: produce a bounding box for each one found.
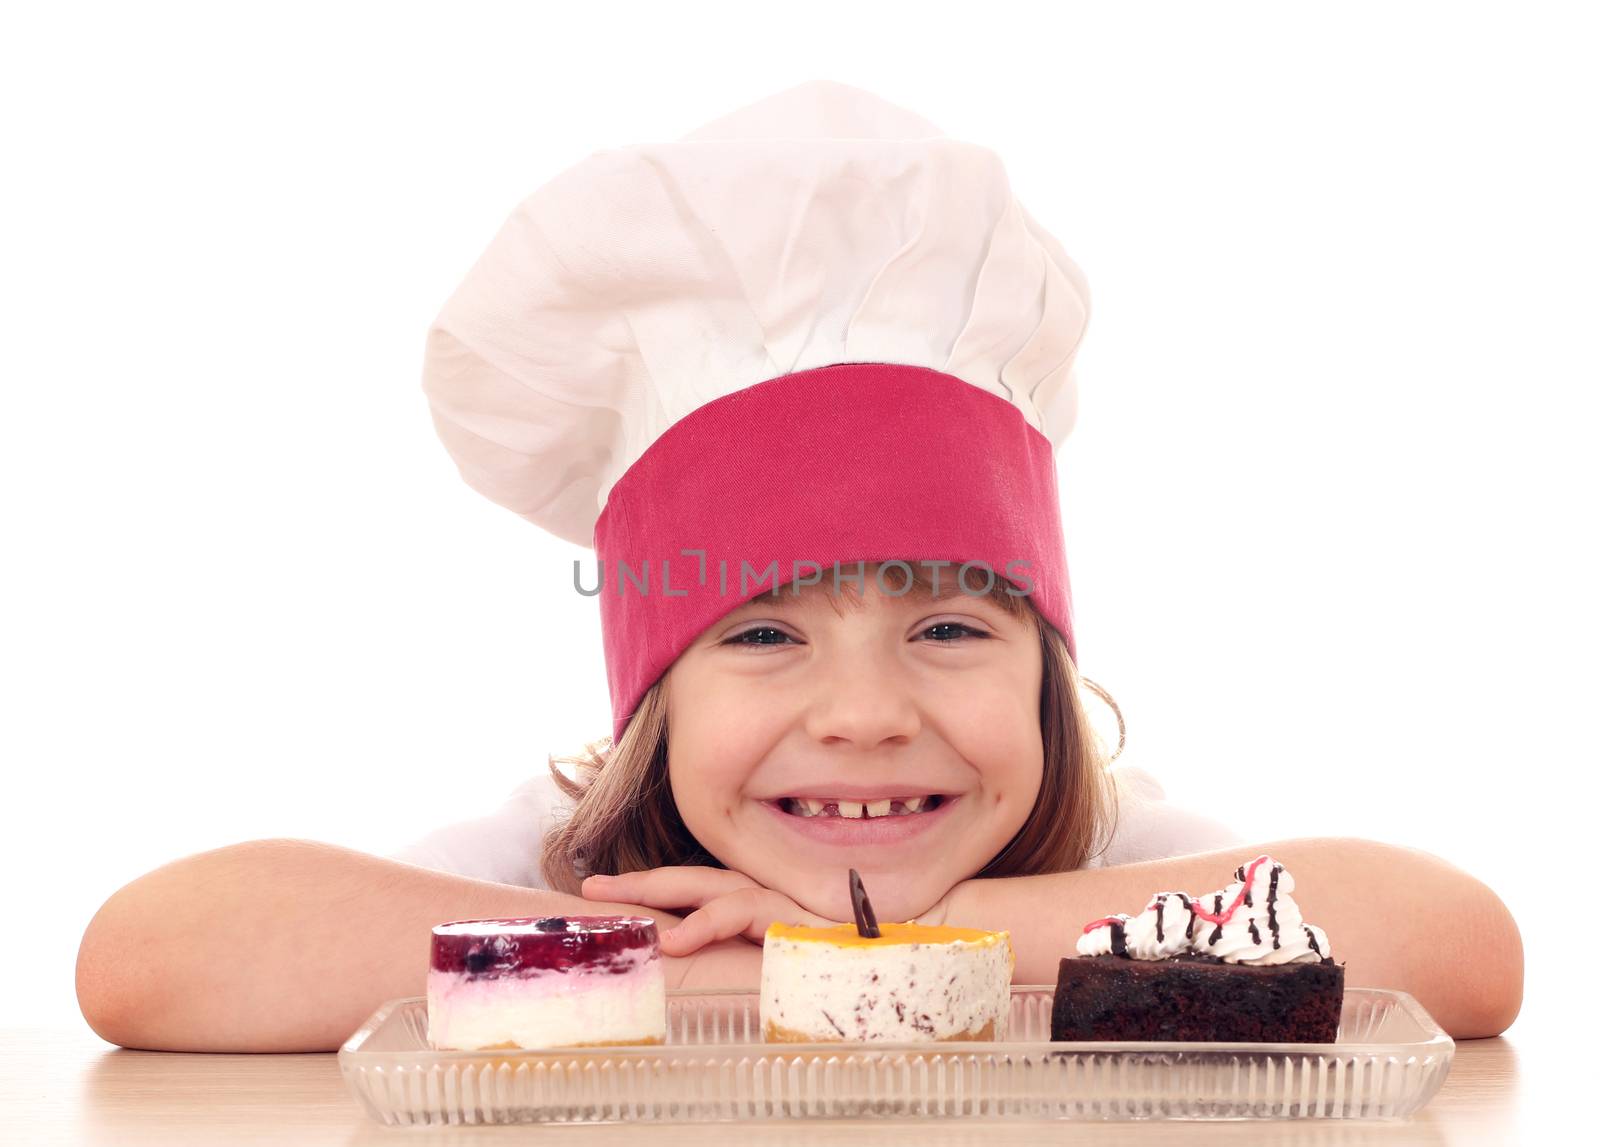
[761,922,1015,1042]
[426,915,666,1051]
[759,869,1014,1042]
[1052,855,1344,1043]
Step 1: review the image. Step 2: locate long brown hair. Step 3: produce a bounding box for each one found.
[539,565,1121,893]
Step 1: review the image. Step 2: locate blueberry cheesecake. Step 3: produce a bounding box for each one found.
[426,915,666,1051]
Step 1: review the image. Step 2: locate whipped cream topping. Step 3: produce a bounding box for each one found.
[1076,855,1332,966]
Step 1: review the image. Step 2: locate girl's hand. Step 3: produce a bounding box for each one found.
[580,867,840,957]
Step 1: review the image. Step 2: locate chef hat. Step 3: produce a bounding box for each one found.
[422,80,1091,744]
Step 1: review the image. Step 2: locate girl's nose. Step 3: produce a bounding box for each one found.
[801,649,923,749]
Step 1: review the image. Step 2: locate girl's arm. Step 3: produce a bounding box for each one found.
[75,838,763,1053]
[941,837,1522,1039]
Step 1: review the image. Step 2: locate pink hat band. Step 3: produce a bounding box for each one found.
[593,362,1076,743]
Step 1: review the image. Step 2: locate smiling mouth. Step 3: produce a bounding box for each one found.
[775,796,948,819]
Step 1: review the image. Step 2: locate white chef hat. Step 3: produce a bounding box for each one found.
[422,80,1091,743]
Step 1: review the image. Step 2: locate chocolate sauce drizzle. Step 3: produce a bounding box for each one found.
[1304,924,1322,957]
[1109,917,1128,957]
[1208,893,1224,946]
[1154,895,1166,943]
[1267,863,1282,949]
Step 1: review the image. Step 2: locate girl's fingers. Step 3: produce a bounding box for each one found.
[659,889,831,956]
[580,865,758,908]
[659,890,766,955]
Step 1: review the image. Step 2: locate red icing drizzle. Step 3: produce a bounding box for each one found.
[1081,855,1272,936]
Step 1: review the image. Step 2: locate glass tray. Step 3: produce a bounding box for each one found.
[339,985,1453,1125]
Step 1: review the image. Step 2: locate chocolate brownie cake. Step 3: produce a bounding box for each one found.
[1052,855,1344,1043]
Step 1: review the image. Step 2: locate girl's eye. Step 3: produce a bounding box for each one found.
[724,626,794,646]
[919,622,989,642]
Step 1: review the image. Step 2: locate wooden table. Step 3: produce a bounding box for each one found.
[6,1025,1548,1145]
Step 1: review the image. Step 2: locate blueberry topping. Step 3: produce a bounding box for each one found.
[430,916,657,975]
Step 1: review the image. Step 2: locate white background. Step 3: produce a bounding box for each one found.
[3,2,1595,1037]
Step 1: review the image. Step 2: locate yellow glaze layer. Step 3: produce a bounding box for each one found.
[765,921,1007,948]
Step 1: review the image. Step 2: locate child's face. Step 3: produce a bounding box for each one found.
[663,563,1045,924]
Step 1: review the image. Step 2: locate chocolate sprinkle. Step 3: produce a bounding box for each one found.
[849,868,881,938]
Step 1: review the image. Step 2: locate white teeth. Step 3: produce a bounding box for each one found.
[785,796,937,817]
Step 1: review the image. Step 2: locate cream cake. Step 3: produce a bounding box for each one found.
[760,921,1015,1042]
[426,915,665,1051]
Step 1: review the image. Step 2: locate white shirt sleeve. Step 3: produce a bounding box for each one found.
[386,769,573,889]
[1080,765,1246,868]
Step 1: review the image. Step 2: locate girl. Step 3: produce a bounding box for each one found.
[75,81,1521,1053]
